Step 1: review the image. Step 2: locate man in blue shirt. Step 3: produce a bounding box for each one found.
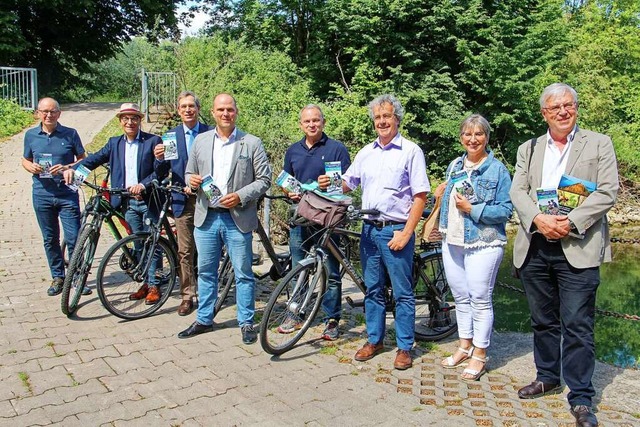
[155,91,212,316]
[22,97,87,296]
[279,104,351,340]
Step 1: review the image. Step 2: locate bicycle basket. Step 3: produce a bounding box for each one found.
[296,191,352,227]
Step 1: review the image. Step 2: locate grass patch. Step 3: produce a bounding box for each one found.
[354,313,366,326]
[319,345,338,356]
[8,349,17,354]
[412,407,424,412]
[416,341,438,352]
[0,99,34,140]
[18,372,33,394]
[67,372,80,386]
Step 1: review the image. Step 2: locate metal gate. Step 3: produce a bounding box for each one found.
[141,68,176,122]
[0,66,38,110]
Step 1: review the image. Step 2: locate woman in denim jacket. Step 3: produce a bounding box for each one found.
[434,114,513,381]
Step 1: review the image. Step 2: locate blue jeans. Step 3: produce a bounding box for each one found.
[194,210,255,327]
[290,225,342,321]
[360,223,415,351]
[520,234,599,407]
[33,191,81,279]
[125,199,160,287]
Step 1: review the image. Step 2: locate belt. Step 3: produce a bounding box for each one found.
[363,219,406,229]
[208,207,229,213]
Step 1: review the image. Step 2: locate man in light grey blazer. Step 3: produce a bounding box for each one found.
[510,83,618,427]
[177,93,271,344]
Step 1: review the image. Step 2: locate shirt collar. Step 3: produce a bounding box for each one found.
[183,123,200,135]
[125,130,142,143]
[214,127,237,144]
[546,125,577,145]
[373,132,401,150]
[38,123,59,136]
[298,132,328,150]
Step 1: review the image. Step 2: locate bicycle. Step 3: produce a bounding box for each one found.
[60,171,131,316]
[259,204,456,355]
[214,194,294,317]
[95,179,183,320]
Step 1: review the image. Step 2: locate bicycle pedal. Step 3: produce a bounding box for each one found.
[345,296,364,308]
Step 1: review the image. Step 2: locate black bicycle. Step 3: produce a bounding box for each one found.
[95,180,183,320]
[259,204,456,355]
[60,173,131,316]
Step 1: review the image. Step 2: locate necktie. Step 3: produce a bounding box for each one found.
[186,129,197,153]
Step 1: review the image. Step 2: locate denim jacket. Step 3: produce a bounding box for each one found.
[439,150,513,248]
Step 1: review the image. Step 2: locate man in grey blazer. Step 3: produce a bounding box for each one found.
[177,93,271,344]
[510,83,618,427]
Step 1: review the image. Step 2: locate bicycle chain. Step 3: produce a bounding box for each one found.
[610,237,640,244]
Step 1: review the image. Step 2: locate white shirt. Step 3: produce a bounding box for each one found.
[540,126,577,189]
[124,131,141,188]
[210,128,237,207]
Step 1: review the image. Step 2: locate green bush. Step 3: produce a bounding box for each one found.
[0,99,34,139]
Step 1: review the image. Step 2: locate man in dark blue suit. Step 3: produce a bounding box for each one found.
[64,103,163,304]
[155,91,212,316]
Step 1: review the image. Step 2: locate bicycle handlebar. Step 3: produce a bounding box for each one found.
[83,180,129,195]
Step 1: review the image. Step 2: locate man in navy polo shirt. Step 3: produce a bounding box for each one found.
[22,97,87,296]
[279,104,350,340]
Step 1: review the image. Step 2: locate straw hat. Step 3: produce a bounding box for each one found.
[116,103,144,118]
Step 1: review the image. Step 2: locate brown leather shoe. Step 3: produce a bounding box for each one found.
[394,349,412,370]
[129,283,149,300]
[354,342,384,361]
[145,286,161,305]
[518,380,562,399]
[571,405,598,427]
[178,300,194,316]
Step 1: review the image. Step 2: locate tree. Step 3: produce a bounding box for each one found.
[0,0,184,94]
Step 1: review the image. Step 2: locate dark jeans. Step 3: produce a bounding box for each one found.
[520,234,599,407]
[33,191,81,279]
[125,199,160,287]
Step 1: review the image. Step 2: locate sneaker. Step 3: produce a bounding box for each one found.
[47,278,64,296]
[241,324,257,344]
[129,283,149,300]
[145,286,161,305]
[277,316,302,334]
[322,319,340,341]
[80,285,92,296]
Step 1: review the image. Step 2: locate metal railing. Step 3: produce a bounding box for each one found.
[141,68,176,123]
[0,66,38,110]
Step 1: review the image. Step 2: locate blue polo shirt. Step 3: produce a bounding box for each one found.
[283,133,351,184]
[23,123,85,197]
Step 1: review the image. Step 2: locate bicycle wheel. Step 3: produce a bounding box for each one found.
[214,251,235,317]
[96,234,176,320]
[414,251,458,341]
[61,226,98,316]
[260,261,326,355]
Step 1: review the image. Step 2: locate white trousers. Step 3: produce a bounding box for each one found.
[442,242,504,349]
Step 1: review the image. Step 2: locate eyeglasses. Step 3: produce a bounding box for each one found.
[38,110,60,116]
[543,102,577,115]
[461,131,486,139]
[120,116,141,123]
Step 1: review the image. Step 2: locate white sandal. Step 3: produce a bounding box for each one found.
[461,354,488,382]
[441,346,474,369]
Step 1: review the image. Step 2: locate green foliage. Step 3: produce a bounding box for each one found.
[0,99,34,139]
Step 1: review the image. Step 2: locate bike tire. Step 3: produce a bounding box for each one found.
[259,261,326,355]
[96,234,176,320]
[61,226,97,316]
[414,251,458,341]
[214,252,235,317]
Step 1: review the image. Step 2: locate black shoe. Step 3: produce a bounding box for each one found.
[241,324,257,344]
[571,405,598,427]
[47,278,64,296]
[177,322,214,339]
[518,380,563,399]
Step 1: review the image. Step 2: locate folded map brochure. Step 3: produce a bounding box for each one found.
[275,170,320,194]
[67,165,91,192]
[324,161,343,195]
[557,174,597,215]
[36,153,53,178]
[162,132,179,160]
[200,175,223,204]
[450,170,478,203]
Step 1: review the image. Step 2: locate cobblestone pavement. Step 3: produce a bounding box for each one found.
[1,104,638,426]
